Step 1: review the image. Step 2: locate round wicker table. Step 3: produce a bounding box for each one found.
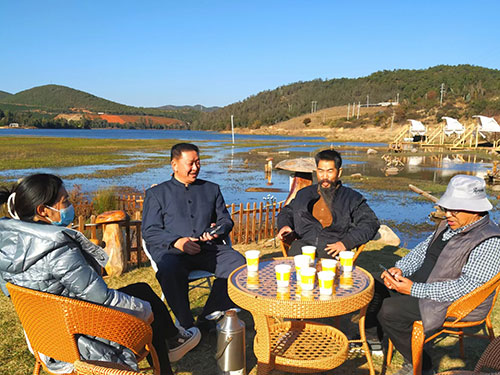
[228,257,375,375]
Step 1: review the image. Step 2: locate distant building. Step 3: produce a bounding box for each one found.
[8,123,19,128]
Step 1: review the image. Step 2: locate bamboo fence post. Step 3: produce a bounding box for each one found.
[251,203,257,243]
[271,202,277,237]
[78,215,85,233]
[245,203,250,244]
[238,203,243,243]
[90,215,97,243]
[264,203,269,238]
[136,220,142,267]
[230,203,235,244]
[132,195,136,211]
[258,202,263,242]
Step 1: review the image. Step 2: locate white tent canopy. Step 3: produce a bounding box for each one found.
[473,115,500,133]
[408,119,426,136]
[442,117,465,136]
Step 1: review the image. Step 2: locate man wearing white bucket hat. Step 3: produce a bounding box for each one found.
[367,175,500,375]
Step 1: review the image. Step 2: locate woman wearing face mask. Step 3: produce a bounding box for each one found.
[0,174,200,375]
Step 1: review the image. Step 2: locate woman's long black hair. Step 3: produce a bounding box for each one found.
[0,174,63,221]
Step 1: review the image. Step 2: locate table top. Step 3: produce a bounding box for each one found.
[228,257,374,319]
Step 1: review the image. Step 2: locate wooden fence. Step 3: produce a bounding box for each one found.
[74,196,284,268]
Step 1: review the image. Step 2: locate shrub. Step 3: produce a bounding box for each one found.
[92,187,118,214]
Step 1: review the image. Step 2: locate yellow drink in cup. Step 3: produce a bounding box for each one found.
[247,273,259,290]
[275,264,291,289]
[339,251,354,273]
[321,258,337,273]
[245,250,261,272]
[318,271,334,295]
[277,290,290,300]
[340,274,353,289]
[301,246,316,265]
[300,267,316,291]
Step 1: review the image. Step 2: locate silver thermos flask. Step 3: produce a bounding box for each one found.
[214,309,246,375]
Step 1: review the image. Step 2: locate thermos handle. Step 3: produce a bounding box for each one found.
[214,336,233,360]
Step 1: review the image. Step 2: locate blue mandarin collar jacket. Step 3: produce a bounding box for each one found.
[142,177,234,261]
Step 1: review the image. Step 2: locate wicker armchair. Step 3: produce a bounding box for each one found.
[74,360,143,374]
[386,271,500,375]
[280,233,366,262]
[436,334,500,375]
[6,282,160,375]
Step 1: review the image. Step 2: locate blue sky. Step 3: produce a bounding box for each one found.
[1,1,499,107]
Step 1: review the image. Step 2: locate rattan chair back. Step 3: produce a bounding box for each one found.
[6,282,160,375]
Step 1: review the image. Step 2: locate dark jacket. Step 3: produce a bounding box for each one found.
[277,182,380,251]
[418,217,500,332]
[142,177,234,262]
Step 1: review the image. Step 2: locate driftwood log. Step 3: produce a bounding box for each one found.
[96,210,129,276]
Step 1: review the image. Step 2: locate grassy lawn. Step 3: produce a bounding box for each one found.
[2,241,499,374]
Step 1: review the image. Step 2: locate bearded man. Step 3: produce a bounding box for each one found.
[277,149,380,258]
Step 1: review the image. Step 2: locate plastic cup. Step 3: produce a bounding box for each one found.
[247,273,259,290]
[340,274,353,289]
[301,246,316,265]
[321,258,337,273]
[318,271,334,295]
[339,251,355,273]
[300,267,316,291]
[277,290,290,300]
[294,255,311,281]
[275,264,291,289]
[245,250,261,272]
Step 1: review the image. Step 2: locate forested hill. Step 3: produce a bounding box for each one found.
[0,84,199,122]
[191,65,500,130]
[0,90,12,100]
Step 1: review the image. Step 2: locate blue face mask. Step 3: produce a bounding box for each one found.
[47,204,75,227]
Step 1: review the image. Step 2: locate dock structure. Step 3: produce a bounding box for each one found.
[389,116,500,152]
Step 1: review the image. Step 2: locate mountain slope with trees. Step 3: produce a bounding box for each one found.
[192,65,500,130]
[0,90,12,101]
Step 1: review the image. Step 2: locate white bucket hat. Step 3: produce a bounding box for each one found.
[437,174,492,212]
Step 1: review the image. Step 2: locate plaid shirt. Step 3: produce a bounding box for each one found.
[395,216,500,302]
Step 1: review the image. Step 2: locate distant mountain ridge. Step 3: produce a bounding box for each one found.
[0,90,12,100]
[157,104,219,112]
[191,64,500,130]
[0,84,202,124]
[1,84,149,113]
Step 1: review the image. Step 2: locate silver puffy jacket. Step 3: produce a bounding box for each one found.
[0,218,152,373]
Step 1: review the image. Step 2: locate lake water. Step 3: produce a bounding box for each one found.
[1,128,498,248]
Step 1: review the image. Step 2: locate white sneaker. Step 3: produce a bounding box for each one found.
[167,327,201,362]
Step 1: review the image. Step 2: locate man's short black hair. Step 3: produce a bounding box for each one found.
[171,143,199,161]
[314,149,342,169]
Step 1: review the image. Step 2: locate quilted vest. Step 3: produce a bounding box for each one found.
[419,216,500,332]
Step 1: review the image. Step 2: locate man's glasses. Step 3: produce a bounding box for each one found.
[438,206,461,216]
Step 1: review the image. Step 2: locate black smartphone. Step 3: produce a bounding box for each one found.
[379,264,396,279]
[206,225,222,236]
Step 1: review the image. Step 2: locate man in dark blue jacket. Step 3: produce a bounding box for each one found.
[277,149,379,258]
[142,143,245,330]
